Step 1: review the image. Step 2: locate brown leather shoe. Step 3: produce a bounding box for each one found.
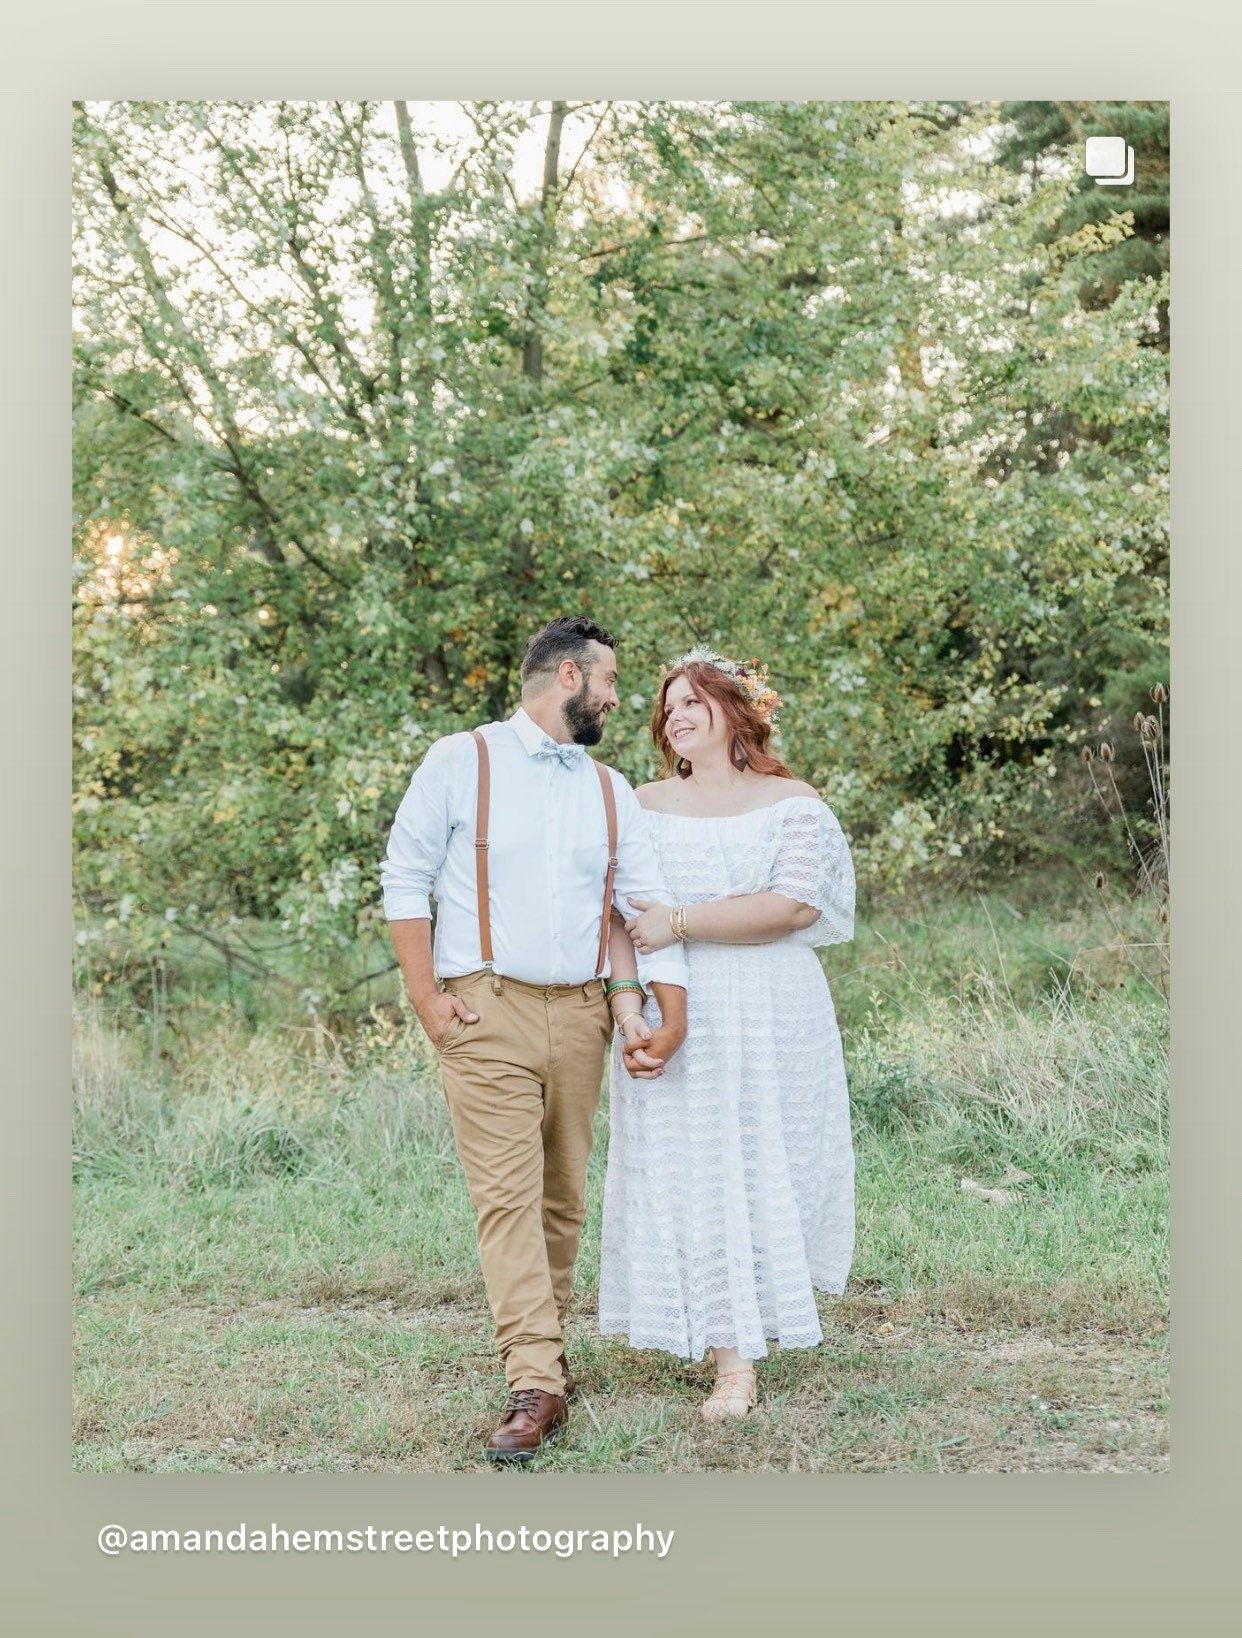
[557,1352,578,1400]
[484,1388,568,1463]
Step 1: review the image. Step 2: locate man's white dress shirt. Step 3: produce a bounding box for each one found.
[380,708,689,990]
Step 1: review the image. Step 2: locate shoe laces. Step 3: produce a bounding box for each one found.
[502,1388,544,1421]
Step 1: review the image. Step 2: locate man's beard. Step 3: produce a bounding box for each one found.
[563,682,606,746]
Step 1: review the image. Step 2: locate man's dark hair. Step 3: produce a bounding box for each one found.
[520,616,617,687]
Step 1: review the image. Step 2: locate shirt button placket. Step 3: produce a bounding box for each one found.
[550,761,561,982]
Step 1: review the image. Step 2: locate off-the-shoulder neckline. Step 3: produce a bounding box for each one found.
[640,794,828,823]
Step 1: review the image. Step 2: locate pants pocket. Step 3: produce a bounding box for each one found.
[438,1011,468,1052]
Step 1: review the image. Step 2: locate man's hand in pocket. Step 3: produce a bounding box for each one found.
[414,991,479,1050]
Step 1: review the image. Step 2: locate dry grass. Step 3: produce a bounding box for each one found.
[73,1287,1167,1475]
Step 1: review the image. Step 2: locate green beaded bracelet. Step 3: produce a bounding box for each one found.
[605,979,645,998]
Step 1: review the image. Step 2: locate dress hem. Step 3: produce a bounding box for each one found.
[597,1322,829,1364]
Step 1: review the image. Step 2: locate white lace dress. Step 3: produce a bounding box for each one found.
[599,795,856,1361]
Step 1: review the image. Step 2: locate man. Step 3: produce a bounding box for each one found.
[380,617,688,1462]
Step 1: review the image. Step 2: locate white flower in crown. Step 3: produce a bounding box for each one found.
[665,644,785,728]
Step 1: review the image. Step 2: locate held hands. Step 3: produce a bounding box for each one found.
[615,1006,687,1082]
[623,897,676,955]
[617,1010,664,1081]
[414,990,479,1051]
[622,1021,686,1081]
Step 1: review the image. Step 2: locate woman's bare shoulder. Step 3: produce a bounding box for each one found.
[776,778,822,803]
[634,778,679,811]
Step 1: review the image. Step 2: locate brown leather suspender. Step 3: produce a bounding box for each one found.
[470,730,494,968]
[594,761,620,981]
[470,729,618,980]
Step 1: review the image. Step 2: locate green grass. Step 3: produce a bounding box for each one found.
[72,885,1169,1473]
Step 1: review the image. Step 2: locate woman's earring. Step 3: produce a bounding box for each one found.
[730,735,750,771]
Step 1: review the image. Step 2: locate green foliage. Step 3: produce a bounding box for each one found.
[996,100,1169,344]
[72,101,1169,990]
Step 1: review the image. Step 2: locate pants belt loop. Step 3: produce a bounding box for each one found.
[490,968,502,996]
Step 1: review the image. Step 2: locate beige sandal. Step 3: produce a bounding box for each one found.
[700,1364,758,1422]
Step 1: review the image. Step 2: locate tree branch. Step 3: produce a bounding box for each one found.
[558,101,613,200]
[276,117,381,417]
[521,100,567,384]
[135,197,369,435]
[334,102,404,399]
[333,960,400,998]
[393,99,440,431]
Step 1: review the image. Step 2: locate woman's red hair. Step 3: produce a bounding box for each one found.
[650,660,796,781]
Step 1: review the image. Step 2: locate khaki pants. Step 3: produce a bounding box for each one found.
[436,968,613,1395]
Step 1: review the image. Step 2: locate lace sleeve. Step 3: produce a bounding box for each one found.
[768,800,855,947]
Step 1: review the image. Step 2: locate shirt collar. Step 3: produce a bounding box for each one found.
[508,706,563,758]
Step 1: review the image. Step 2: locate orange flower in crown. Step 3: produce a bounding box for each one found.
[664,644,785,728]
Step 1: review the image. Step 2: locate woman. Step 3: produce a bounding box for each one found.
[599,645,856,1420]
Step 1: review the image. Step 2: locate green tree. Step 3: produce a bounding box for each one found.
[73,100,1168,994]
[996,100,1169,347]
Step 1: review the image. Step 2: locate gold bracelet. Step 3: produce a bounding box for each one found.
[670,904,690,943]
[614,1009,644,1034]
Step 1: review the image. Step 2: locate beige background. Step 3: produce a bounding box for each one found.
[5,4,1237,1631]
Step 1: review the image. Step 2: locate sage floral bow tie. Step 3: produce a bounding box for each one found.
[534,736,586,770]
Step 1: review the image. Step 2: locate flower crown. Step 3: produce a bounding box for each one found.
[664,644,784,728]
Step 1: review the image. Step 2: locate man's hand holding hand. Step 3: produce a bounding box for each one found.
[624,980,688,1080]
[617,1010,661,1080]
[622,1020,686,1081]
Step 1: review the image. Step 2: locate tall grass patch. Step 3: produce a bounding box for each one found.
[72,884,1169,1471]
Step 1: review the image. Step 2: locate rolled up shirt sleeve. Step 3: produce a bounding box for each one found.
[379,734,460,922]
[608,772,688,990]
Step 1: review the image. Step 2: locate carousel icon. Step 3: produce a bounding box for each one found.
[1084,136,1135,187]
